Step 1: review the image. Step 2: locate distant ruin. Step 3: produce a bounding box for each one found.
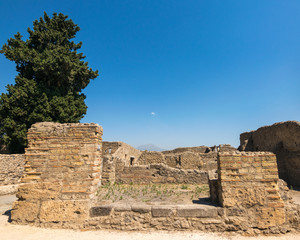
[101,142,235,185]
[0,121,299,234]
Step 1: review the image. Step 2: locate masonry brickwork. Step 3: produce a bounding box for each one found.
[11,122,103,226]
[115,164,208,184]
[239,121,300,187]
[102,143,209,185]
[6,122,300,234]
[212,152,285,229]
[89,151,299,234]
[0,154,24,185]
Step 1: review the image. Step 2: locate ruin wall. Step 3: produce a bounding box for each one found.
[8,123,300,234]
[0,154,24,185]
[211,152,285,229]
[137,151,165,165]
[101,142,141,184]
[115,163,208,184]
[11,122,103,226]
[239,121,300,187]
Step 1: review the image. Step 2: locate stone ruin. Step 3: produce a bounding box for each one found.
[239,121,300,188]
[1,121,300,234]
[101,141,235,185]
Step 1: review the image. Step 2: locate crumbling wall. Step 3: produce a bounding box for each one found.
[101,142,141,184]
[102,155,117,184]
[11,122,103,227]
[162,146,209,154]
[137,151,165,165]
[212,152,285,229]
[0,154,24,185]
[200,152,218,171]
[115,163,208,184]
[103,141,141,164]
[102,142,120,155]
[239,121,300,187]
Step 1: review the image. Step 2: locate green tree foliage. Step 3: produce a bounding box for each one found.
[0,12,98,153]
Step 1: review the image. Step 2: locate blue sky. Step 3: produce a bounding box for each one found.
[0,0,299,149]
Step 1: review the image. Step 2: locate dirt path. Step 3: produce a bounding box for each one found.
[0,194,299,240]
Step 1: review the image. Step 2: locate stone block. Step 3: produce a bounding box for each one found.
[151,206,174,217]
[113,204,131,212]
[17,182,61,200]
[11,201,40,223]
[176,205,218,218]
[131,204,151,213]
[40,200,89,222]
[90,205,112,217]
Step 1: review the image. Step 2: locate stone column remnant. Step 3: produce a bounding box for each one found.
[11,122,103,227]
[215,152,285,229]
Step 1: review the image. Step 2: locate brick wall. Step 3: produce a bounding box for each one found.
[0,154,24,185]
[215,152,285,229]
[239,121,300,187]
[11,122,103,226]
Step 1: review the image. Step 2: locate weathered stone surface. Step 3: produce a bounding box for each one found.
[11,201,40,223]
[113,203,131,212]
[239,121,300,187]
[40,200,90,222]
[176,205,218,218]
[90,205,112,217]
[0,154,24,185]
[151,206,174,217]
[131,204,151,213]
[0,184,19,195]
[17,182,61,200]
[214,152,286,230]
[116,163,208,184]
[11,122,103,226]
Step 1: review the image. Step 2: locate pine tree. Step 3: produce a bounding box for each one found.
[0,12,98,153]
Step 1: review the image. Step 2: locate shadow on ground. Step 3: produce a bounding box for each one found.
[3,209,12,223]
[192,197,219,207]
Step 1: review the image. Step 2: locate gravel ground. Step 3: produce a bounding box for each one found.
[0,194,299,240]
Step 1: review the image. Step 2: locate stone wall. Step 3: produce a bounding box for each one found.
[239,121,300,187]
[137,151,165,165]
[7,123,300,234]
[101,142,141,184]
[115,163,208,184]
[0,154,24,185]
[211,152,285,229]
[11,122,103,226]
[137,150,218,171]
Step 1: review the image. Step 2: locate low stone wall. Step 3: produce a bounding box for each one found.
[138,151,213,171]
[115,164,208,184]
[89,203,223,232]
[0,154,24,185]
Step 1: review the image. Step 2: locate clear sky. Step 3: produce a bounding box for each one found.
[0,0,299,149]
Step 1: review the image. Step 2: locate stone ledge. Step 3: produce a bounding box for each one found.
[90,205,112,217]
[151,205,174,217]
[131,204,151,213]
[90,203,218,218]
[176,205,218,218]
